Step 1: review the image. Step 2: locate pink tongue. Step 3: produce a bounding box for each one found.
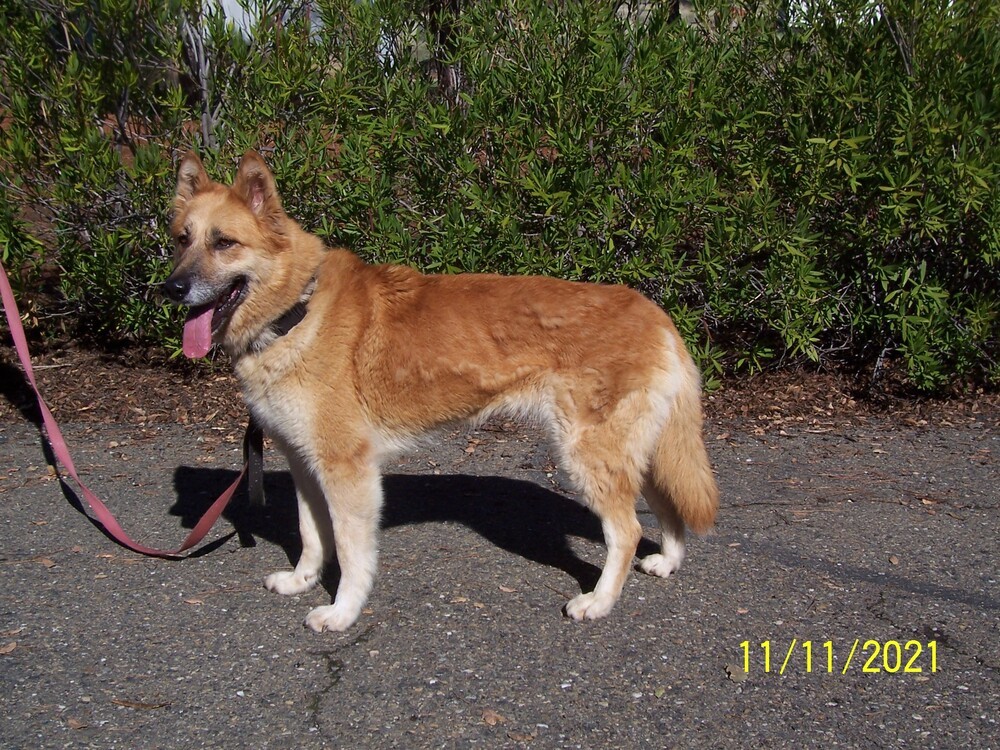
[182,306,215,359]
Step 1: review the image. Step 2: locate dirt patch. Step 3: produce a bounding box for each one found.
[1,343,245,428]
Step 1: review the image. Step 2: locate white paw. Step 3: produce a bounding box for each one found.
[639,551,683,579]
[564,591,616,621]
[264,570,319,596]
[303,603,361,633]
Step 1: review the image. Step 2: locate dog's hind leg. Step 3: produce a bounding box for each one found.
[564,495,643,621]
[302,459,383,633]
[556,416,645,621]
[637,481,685,578]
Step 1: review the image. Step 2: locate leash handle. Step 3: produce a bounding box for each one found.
[1,259,245,558]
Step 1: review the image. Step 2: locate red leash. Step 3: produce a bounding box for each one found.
[1,260,245,558]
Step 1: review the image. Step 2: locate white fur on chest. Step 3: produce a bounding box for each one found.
[235,342,316,449]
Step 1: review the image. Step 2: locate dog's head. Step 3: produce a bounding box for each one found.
[163,150,289,358]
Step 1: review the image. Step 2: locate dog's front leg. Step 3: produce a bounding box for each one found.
[302,463,383,633]
[264,452,335,596]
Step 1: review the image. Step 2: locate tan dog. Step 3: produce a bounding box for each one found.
[163,150,718,632]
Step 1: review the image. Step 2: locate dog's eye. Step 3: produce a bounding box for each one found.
[214,237,236,251]
[176,233,190,249]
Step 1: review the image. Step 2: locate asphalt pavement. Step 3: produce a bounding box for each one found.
[0,415,997,749]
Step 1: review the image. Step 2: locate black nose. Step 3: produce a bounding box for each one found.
[162,274,190,302]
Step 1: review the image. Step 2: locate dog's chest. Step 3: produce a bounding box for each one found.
[234,350,315,441]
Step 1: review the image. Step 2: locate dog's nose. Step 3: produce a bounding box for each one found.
[162,275,190,302]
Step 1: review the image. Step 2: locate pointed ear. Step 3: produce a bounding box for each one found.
[176,150,210,202]
[233,150,283,219]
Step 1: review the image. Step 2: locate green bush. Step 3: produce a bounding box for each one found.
[1,0,998,389]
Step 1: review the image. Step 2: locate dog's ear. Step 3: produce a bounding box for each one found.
[233,150,283,222]
[176,151,210,203]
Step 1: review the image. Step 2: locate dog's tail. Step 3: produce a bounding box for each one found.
[648,358,719,534]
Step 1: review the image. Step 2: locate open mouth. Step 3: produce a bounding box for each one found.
[182,277,248,358]
[209,277,249,333]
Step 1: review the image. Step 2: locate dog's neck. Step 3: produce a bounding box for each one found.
[246,275,317,355]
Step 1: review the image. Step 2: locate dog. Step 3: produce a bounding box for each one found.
[163,150,719,632]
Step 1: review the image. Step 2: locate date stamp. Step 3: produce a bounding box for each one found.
[738,639,939,675]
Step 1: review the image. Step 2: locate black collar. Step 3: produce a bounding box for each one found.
[248,277,316,354]
[270,300,309,338]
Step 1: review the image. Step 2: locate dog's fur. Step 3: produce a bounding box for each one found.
[164,150,718,632]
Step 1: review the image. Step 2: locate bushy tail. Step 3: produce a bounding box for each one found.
[650,362,719,534]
